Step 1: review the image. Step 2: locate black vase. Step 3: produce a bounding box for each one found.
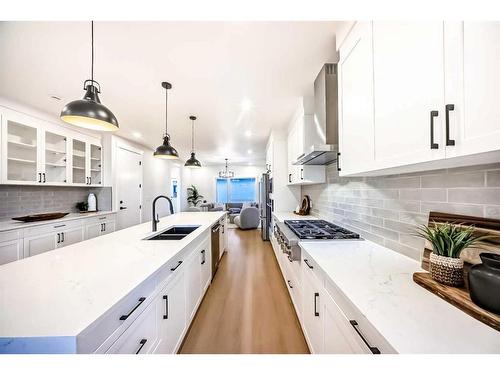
[469,253,500,314]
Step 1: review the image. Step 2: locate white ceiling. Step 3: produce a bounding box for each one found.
[0,21,343,165]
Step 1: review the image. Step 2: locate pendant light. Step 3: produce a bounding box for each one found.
[60,21,119,131]
[184,116,202,168]
[154,82,179,159]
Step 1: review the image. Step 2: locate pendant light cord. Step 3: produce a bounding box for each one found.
[165,86,168,137]
[91,21,94,83]
[191,119,195,152]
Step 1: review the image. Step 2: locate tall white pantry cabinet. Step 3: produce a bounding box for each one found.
[338,21,500,176]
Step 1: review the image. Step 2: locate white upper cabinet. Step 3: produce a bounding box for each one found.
[371,21,446,168]
[338,22,376,175]
[338,21,500,176]
[444,22,500,159]
[0,106,103,186]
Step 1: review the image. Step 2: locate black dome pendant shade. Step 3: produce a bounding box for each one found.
[184,116,202,168]
[154,82,179,160]
[60,21,118,131]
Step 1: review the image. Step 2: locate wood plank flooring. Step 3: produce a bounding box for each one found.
[179,228,309,354]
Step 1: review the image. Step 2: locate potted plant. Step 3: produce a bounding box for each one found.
[415,222,492,287]
[187,185,204,207]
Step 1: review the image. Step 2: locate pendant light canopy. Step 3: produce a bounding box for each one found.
[184,116,202,168]
[60,21,119,131]
[154,82,179,160]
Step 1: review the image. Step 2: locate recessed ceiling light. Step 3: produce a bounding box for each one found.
[244,130,252,137]
[247,149,253,154]
[132,131,142,138]
[241,98,253,111]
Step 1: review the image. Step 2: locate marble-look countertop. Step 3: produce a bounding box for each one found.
[272,211,316,222]
[300,240,500,353]
[0,211,225,338]
[0,211,117,232]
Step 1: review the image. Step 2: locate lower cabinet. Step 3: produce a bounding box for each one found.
[301,260,324,354]
[24,225,85,257]
[86,219,116,240]
[0,239,23,265]
[106,300,158,354]
[154,269,187,354]
[185,250,202,322]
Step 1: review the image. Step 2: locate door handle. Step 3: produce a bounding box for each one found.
[201,249,206,265]
[287,280,293,289]
[38,173,42,183]
[119,297,146,321]
[300,168,304,180]
[288,173,292,183]
[42,173,46,183]
[430,110,439,149]
[445,104,455,146]
[314,292,320,317]
[162,295,168,319]
[349,320,381,354]
[170,260,183,272]
[120,207,127,210]
[135,339,147,354]
[61,232,64,243]
[336,152,341,172]
[57,233,61,243]
[89,176,92,185]
[304,259,314,269]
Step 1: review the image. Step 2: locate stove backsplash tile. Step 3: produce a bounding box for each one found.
[0,186,112,220]
[302,163,500,261]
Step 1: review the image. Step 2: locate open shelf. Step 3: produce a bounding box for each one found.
[46,162,66,167]
[72,166,85,170]
[46,148,66,155]
[8,140,36,149]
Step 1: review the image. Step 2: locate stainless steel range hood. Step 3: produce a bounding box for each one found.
[294,63,339,166]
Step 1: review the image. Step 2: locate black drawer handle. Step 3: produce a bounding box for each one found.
[287,280,293,289]
[170,260,183,272]
[43,173,46,183]
[304,259,314,269]
[119,297,146,321]
[163,295,168,319]
[57,233,61,243]
[314,292,320,317]
[135,338,147,354]
[201,249,206,265]
[61,232,65,243]
[445,104,455,146]
[38,173,42,183]
[288,173,292,183]
[430,110,439,149]
[349,320,381,354]
[336,152,341,172]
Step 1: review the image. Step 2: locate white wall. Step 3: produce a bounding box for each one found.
[181,164,266,211]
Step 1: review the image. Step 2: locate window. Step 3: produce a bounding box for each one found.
[216,177,256,203]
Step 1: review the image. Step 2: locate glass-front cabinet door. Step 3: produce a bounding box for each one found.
[72,139,87,185]
[1,111,41,184]
[44,131,68,184]
[89,143,102,186]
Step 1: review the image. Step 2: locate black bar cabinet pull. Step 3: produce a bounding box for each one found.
[288,173,292,183]
[38,173,42,183]
[287,280,293,289]
[337,152,341,172]
[349,320,381,354]
[170,260,183,272]
[445,104,455,146]
[163,295,168,319]
[430,110,439,149]
[57,233,61,243]
[314,292,320,317]
[304,259,314,269]
[119,297,146,321]
[135,339,147,354]
[201,249,206,265]
[300,168,304,180]
[42,173,46,183]
[61,232,64,243]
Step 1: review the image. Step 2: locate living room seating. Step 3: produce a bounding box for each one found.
[234,207,260,230]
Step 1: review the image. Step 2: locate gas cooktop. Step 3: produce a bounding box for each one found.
[284,220,360,240]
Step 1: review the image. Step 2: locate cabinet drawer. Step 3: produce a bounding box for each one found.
[0,230,21,243]
[23,219,83,237]
[324,277,396,354]
[85,214,116,226]
[106,300,157,354]
[78,274,157,353]
[301,249,324,285]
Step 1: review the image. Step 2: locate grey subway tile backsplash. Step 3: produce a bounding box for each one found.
[0,186,112,220]
[303,163,500,261]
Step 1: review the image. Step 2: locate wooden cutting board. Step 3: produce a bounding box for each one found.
[416,211,500,331]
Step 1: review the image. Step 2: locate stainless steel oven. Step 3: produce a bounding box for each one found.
[211,223,221,279]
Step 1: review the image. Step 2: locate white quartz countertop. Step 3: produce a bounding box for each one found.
[0,211,117,232]
[0,211,225,338]
[300,240,500,353]
[272,211,316,222]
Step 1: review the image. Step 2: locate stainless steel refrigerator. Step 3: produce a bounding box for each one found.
[259,173,272,241]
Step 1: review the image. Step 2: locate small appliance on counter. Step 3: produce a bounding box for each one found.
[87,193,97,212]
[294,195,311,216]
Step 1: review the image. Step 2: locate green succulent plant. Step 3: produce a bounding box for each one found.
[414,221,494,258]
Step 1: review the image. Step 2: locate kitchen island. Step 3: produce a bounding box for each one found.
[0,211,226,354]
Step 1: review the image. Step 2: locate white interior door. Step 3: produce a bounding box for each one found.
[116,147,143,230]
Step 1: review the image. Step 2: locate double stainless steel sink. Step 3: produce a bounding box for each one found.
[145,225,200,241]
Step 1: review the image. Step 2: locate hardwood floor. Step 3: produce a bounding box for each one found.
[179,228,309,354]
